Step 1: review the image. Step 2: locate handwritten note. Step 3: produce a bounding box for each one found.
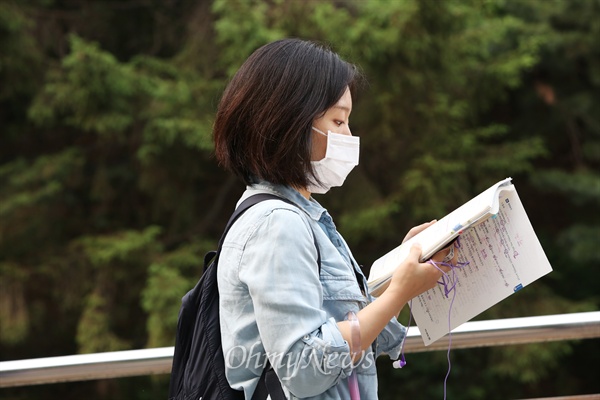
[410,189,553,346]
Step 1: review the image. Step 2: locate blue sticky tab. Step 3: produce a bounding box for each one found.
[491,214,498,220]
[452,224,463,232]
[514,283,523,292]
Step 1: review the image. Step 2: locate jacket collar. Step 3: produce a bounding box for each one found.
[244,180,328,222]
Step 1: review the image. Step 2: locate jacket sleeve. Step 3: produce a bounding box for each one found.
[374,313,406,360]
[338,233,407,361]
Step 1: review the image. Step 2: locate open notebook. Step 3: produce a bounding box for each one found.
[367,178,553,345]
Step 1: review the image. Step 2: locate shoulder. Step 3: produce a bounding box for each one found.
[244,199,313,238]
[227,198,321,283]
[224,198,314,247]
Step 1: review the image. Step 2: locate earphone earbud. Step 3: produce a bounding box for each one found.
[392,356,407,369]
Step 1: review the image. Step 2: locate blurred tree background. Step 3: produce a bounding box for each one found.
[1,0,598,399]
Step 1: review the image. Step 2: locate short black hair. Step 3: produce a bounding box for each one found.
[213,38,361,187]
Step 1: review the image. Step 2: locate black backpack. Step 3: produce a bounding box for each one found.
[168,193,320,400]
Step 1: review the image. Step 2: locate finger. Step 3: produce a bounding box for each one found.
[412,219,436,232]
[427,258,451,274]
[451,251,459,265]
[440,264,452,274]
[403,220,437,242]
[408,243,423,261]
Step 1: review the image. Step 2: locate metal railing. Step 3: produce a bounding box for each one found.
[1,311,599,389]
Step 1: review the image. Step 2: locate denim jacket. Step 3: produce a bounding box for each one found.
[218,181,406,399]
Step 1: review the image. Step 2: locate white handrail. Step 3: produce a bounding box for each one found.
[1,311,599,388]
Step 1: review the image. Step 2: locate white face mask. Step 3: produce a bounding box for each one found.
[307,127,360,194]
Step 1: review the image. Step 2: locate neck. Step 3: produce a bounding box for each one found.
[295,186,311,200]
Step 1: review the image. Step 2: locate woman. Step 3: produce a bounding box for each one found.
[213,38,452,399]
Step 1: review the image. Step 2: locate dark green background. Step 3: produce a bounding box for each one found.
[1,0,598,399]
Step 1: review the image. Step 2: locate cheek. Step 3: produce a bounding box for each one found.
[310,134,328,161]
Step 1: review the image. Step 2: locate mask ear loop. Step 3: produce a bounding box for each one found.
[312,126,328,137]
[393,238,469,400]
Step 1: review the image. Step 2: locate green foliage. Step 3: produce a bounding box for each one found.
[212,0,286,75]
[289,0,551,240]
[1,0,599,399]
[0,148,85,259]
[141,241,208,348]
[490,342,572,383]
[559,224,600,264]
[338,200,399,245]
[0,263,29,344]
[28,35,136,134]
[72,227,163,353]
[0,2,43,103]
[533,169,600,206]
[77,290,131,354]
[75,226,162,268]
[28,35,215,154]
[0,151,76,219]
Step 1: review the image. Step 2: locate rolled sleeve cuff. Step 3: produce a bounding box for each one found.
[309,317,353,379]
[276,317,353,398]
[376,317,406,360]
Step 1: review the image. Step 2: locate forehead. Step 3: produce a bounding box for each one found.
[330,87,352,113]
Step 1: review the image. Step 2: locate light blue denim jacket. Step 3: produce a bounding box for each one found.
[218,181,406,399]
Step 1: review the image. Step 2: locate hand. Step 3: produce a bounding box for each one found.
[404,220,458,265]
[431,240,459,265]
[386,243,450,305]
[381,219,456,300]
[402,220,437,243]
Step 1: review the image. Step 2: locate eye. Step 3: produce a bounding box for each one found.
[334,120,344,126]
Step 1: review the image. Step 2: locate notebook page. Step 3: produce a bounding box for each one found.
[410,189,553,346]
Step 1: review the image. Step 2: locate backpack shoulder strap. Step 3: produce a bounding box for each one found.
[217,193,282,252]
